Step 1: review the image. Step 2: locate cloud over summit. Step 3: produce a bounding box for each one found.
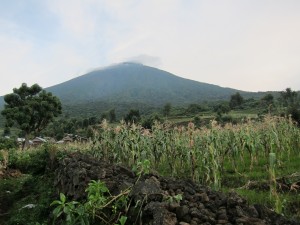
[0,0,300,95]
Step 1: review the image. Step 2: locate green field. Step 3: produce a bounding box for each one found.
[0,115,300,224]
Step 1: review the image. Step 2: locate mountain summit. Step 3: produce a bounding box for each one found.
[0,62,250,117]
[46,62,240,106]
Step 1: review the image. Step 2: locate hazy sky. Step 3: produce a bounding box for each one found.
[1,0,300,96]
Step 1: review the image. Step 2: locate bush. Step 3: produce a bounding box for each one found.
[287,106,300,125]
[9,145,52,175]
[4,175,55,225]
[216,115,238,124]
[193,116,201,127]
[141,114,162,129]
[0,137,17,150]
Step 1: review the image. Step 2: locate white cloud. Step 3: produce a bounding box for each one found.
[103,0,300,91]
[1,0,300,95]
[46,0,97,39]
[125,55,162,67]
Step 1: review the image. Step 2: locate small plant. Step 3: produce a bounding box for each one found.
[115,216,127,225]
[51,180,130,224]
[164,194,183,204]
[132,157,151,221]
[269,152,284,214]
[50,193,89,225]
[84,179,111,221]
[133,159,151,178]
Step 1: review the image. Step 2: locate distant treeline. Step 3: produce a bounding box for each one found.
[1,88,300,140]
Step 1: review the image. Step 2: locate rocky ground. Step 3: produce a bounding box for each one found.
[54,153,300,225]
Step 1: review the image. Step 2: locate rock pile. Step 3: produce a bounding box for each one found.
[54,153,299,225]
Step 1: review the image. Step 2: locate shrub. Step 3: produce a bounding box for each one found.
[9,145,51,175]
[0,137,17,150]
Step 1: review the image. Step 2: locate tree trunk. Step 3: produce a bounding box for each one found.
[22,133,30,150]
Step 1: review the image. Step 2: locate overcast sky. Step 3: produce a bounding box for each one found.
[1,0,300,96]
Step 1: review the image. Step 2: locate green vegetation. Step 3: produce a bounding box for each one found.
[1,83,62,148]
[51,181,130,225]
[0,137,17,149]
[229,92,244,109]
[46,62,249,106]
[0,115,300,223]
[0,145,57,224]
[8,88,287,141]
[0,80,299,223]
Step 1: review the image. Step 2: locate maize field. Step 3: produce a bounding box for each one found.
[88,115,300,190]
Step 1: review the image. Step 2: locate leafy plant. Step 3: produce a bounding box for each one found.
[165,194,183,204]
[10,146,50,174]
[115,216,127,225]
[50,193,88,225]
[133,159,151,177]
[51,180,130,225]
[0,137,17,149]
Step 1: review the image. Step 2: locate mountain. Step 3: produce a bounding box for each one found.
[46,62,243,106]
[0,62,271,119]
[0,97,3,108]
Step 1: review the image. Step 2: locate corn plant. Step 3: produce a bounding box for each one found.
[87,116,300,189]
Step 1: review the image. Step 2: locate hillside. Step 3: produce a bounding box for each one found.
[46,62,244,106]
[0,62,280,119]
[0,96,3,107]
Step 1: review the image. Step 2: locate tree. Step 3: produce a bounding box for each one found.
[2,125,10,137]
[229,92,244,109]
[141,113,162,129]
[186,104,205,114]
[88,116,98,125]
[280,88,297,107]
[45,119,64,140]
[83,118,89,128]
[108,109,116,123]
[124,109,140,123]
[287,106,300,124]
[261,93,274,105]
[163,103,172,117]
[279,88,300,124]
[260,93,274,113]
[193,116,201,128]
[100,113,108,121]
[213,102,230,116]
[1,83,62,149]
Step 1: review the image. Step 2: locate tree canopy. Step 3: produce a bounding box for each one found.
[279,88,300,124]
[124,109,140,123]
[214,102,230,116]
[280,88,298,107]
[1,83,62,147]
[229,92,244,109]
[163,103,172,117]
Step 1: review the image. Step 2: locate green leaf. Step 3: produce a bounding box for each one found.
[64,206,70,214]
[50,200,62,206]
[53,206,62,217]
[60,193,66,203]
[174,194,183,202]
[76,205,85,215]
[118,216,127,225]
[66,214,72,222]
